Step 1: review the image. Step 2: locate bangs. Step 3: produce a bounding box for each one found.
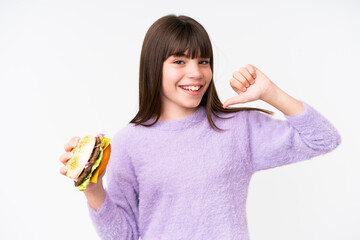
[164,22,212,60]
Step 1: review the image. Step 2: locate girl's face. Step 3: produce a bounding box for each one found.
[160,53,212,120]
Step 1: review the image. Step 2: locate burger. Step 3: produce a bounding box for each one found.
[66,135,111,191]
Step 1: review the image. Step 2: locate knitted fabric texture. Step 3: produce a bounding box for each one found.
[88,102,341,240]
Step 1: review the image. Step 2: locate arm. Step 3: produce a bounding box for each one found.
[261,84,304,116]
[84,179,105,210]
[59,132,139,239]
[88,128,140,239]
[223,64,341,171]
[246,102,341,171]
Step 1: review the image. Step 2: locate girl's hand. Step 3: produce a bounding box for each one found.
[59,136,80,176]
[223,64,275,108]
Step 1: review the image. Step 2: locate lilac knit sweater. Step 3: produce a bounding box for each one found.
[88,102,341,240]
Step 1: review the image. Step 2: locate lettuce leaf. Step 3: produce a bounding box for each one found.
[78,139,105,191]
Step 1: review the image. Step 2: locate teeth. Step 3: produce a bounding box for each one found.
[181,86,201,91]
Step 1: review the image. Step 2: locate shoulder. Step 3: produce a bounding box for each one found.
[111,122,153,148]
[112,123,141,142]
[212,108,270,129]
[246,109,275,128]
[112,124,132,141]
[108,124,143,163]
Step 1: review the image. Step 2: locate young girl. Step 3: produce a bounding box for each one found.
[59,15,341,240]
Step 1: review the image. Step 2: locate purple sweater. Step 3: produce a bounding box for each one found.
[88,102,340,240]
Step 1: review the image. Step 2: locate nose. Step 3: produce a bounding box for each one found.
[187,61,204,80]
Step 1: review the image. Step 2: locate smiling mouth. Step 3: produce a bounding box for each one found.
[179,85,203,92]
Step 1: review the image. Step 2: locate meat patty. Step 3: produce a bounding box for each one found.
[75,137,102,186]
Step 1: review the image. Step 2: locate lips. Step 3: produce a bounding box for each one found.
[178,84,203,95]
[180,85,201,91]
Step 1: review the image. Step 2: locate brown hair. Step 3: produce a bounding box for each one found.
[130,14,271,130]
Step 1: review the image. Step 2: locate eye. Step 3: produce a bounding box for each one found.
[199,60,209,65]
[174,60,185,64]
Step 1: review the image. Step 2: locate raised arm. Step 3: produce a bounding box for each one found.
[223,64,341,171]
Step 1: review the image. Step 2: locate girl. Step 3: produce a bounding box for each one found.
[59,15,341,240]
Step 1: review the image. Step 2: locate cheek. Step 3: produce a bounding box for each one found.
[163,68,181,85]
[161,73,179,96]
[205,69,213,84]
[162,77,178,92]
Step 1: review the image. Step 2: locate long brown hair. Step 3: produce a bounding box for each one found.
[130,14,271,130]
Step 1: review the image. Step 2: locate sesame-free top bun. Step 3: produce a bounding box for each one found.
[66,135,96,180]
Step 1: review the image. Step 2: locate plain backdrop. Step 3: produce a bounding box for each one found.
[0,0,359,239]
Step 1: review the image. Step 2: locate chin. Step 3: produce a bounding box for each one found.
[182,104,202,112]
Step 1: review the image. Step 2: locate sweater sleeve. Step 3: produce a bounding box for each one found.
[247,102,341,172]
[88,128,140,240]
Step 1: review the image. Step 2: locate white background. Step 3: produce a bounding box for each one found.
[0,0,359,239]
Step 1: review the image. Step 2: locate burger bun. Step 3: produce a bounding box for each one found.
[66,135,96,180]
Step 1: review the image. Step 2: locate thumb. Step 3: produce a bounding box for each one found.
[222,94,248,109]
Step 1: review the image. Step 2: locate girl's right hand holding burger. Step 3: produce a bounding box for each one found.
[59,136,80,176]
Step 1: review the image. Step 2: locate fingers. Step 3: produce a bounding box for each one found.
[245,64,257,80]
[223,95,246,109]
[230,64,257,93]
[231,71,249,92]
[229,77,245,94]
[59,151,73,165]
[64,136,80,152]
[224,64,259,109]
[59,165,68,175]
[59,151,73,176]
[60,136,79,176]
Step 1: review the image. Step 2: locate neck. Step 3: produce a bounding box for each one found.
[159,106,199,121]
